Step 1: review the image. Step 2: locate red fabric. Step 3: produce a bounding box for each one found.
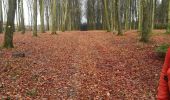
[157,48,170,100]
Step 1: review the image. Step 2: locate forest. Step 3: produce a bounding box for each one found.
[0,0,170,99]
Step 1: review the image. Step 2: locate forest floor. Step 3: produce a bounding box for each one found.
[0,30,170,99]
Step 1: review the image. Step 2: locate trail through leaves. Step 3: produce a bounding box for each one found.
[0,30,170,99]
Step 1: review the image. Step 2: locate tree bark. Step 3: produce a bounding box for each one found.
[151,0,155,30]
[33,0,37,36]
[62,0,68,32]
[116,0,123,35]
[3,0,17,48]
[51,0,57,34]
[167,0,170,33]
[103,0,110,32]
[0,0,3,33]
[45,5,49,31]
[140,0,151,42]
[125,0,130,31]
[20,0,25,34]
[138,0,142,31]
[39,0,45,33]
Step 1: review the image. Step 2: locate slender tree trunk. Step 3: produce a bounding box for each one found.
[56,1,59,31]
[148,0,154,33]
[125,0,130,31]
[39,0,45,33]
[134,0,138,29]
[110,0,113,32]
[129,0,132,30]
[45,6,49,31]
[167,0,170,33]
[51,0,57,34]
[113,0,116,31]
[17,0,21,31]
[67,1,71,31]
[3,0,17,48]
[20,0,25,34]
[116,0,123,35]
[103,0,110,32]
[62,0,68,32]
[138,0,142,31]
[33,0,38,36]
[0,0,3,33]
[151,0,155,30]
[26,1,33,31]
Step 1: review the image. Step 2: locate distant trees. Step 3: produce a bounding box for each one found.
[3,0,17,48]
[157,0,168,25]
[87,0,96,30]
[86,0,158,41]
[17,0,25,33]
[45,0,50,31]
[1,0,170,47]
[125,0,130,31]
[49,0,81,33]
[26,0,33,30]
[86,0,127,34]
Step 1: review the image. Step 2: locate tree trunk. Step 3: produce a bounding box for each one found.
[62,0,68,32]
[0,0,3,33]
[138,0,142,32]
[110,0,114,32]
[33,0,37,36]
[51,0,57,34]
[39,0,45,33]
[45,6,49,31]
[151,0,155,30]
[167,0,170,33]
[140,0,151,42]
[67,1,71,31]
[3,0,17,48]
[20,0,25,34]
[116,0,123,35]
[17,0,21,31]
[103,0,110,32]
[125,0,130,31]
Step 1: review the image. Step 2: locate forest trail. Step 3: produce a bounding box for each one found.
[0,31,169,99]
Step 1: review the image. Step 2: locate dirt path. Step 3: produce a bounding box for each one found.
[0,31,169,99]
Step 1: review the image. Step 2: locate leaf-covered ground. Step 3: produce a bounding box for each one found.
[0,30,170,99]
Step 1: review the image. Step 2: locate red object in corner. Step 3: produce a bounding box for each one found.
[157,48,170,100]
